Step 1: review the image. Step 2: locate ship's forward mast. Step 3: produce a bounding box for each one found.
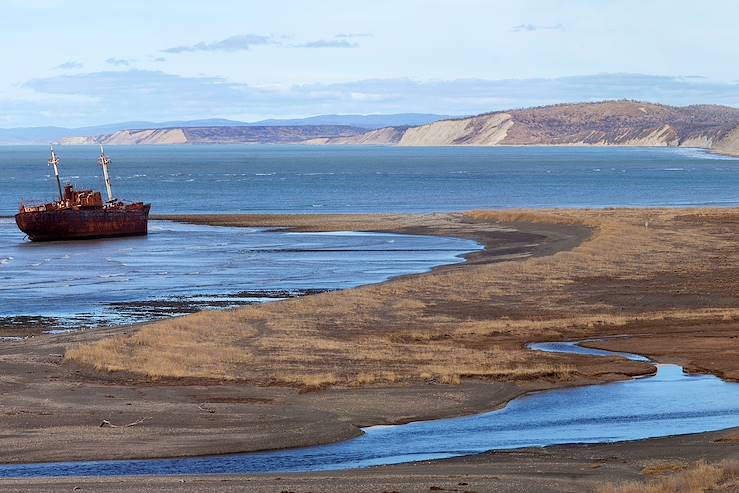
[48,145,63,201]
[97,145,114,203]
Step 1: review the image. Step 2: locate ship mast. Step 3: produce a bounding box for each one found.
[47,145,63,201]
[97,145,114,202]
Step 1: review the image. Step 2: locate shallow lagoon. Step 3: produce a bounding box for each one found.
[0,219,480,328]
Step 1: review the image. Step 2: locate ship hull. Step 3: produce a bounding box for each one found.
[15,206,150,242]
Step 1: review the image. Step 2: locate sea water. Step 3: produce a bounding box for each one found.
[0,220,479,328]
[2,144,738,327]
[1,145,738,216]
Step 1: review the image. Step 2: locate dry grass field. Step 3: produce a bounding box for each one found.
[599,459,738,493]
[66,209,739,388]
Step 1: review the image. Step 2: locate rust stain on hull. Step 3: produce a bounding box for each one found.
[15,205,150,242]
[17,148,151,242]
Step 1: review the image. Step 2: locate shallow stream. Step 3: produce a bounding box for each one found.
[1,341,737,477]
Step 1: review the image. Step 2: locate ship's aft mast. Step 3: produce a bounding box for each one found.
[47,145,63,201]
[97,145,114,202]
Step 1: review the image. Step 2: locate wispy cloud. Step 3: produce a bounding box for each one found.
[334,33,374,38]
[106,57,135,66]
[163,33,370,53]
[511,23,564,32]
[163,34,276,53]
[11,71,739,127]
[55,61,83,70]
[350,91,398,102]
[295,39,358,48]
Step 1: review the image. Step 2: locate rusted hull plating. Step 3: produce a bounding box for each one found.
[15,205,150,241]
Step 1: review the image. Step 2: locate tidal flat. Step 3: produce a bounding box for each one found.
[1,209,738,491]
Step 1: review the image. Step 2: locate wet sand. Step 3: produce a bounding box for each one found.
[2,429,737,492]
[1,210,738,491]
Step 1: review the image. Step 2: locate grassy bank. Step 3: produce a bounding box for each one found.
[599,459,738,493]
[67,209,739,388]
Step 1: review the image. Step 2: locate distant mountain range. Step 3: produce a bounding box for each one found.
[0,114,454,144]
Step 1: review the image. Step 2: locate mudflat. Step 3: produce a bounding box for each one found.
[2,429,737,492]
[1,210,738,491]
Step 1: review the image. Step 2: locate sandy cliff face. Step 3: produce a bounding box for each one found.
[398,113,512,146]
[678,135,714,149]
[61,126,365,145]
[302,127,405,145]
[59,136,97,145]
[323,101,739,155]
[714,125,739,156]
[59,102,739,154]
[61,129,187,145]
[106,129,188,145]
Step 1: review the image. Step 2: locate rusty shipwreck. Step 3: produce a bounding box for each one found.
[15,146,150,241]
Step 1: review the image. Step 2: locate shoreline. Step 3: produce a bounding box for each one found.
[1,210,738,491]
[2,428,737,492]
[3,142,736,157]
[0,213,599,466]
[4,339,735,475]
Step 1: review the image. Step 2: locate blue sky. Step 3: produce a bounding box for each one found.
[1,0,738,127]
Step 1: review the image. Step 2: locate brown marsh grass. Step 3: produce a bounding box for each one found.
[67,209,739,387]
[598,459,738,493]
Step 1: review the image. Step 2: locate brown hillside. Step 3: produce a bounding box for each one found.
[328,100,739,155]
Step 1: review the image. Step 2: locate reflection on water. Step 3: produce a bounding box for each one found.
[528,340,652,362]
[1,343,737,477]
[0,219,480,328]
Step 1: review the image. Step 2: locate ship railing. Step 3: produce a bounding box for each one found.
[18,198,46,210]
[103,197,140,207]
[18,198,66,213]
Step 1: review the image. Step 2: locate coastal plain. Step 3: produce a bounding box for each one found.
[1,209,738,491]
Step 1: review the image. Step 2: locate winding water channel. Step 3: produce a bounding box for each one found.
[1,341,737,477]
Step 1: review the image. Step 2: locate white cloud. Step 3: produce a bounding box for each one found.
[7,71,739,127]
[105,58,135,66]
[295,39,358,48]
[55,61,83,70]
[163,33,369,53]
[334,33,374,38]
[163,34,277,53]
[511,23,564,32]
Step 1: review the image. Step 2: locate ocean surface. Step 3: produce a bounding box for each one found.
[0,220,478,329]
[1,145,739,216]
[2,144,737,329]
